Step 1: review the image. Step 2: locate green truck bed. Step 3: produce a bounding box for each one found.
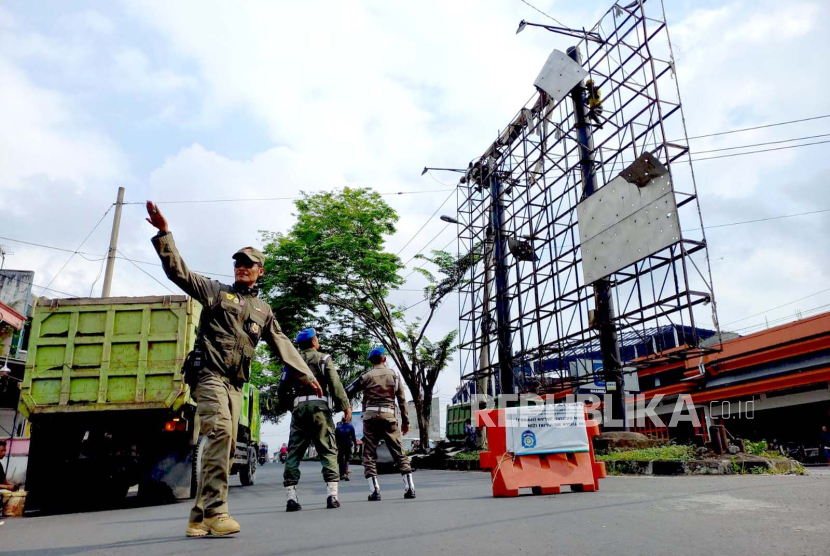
[20,295,201,418]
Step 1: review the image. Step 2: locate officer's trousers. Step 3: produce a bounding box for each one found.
[362,416,411,478]
[190,369,243,522]
[283,401,339,486]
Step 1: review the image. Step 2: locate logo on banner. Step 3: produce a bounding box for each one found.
[521,430,537,449]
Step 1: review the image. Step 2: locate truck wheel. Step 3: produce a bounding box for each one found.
[190,435,207,499]
[240,446,257,486]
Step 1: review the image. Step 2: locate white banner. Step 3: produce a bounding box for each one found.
[505,403,589,455]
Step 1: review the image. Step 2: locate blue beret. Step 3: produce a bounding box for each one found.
[368,346,385,360]
[295,328,316,343]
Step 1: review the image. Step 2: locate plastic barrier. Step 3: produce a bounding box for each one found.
[477,406,606,497]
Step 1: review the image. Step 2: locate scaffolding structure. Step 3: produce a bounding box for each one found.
[456,1,720,395]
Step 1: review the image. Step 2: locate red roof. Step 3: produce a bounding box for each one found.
[0,300,25,330]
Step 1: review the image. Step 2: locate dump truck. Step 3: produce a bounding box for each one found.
[20,295,261,509]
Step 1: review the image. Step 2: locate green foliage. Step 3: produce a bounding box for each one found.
[744,440,769,456]
[257,187,474,446]
[596,445,696,462]
[249,345,285,424]
[450,450,482,461]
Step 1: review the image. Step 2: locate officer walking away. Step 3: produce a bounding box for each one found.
[335,417,357,480]
[146,201,322,538]
[346,346,415,501]
[278,328,351,511]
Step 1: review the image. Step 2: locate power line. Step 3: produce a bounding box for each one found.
[0,235,235,278]
[691,133,830,155]
[517,0,568,27]
[731,302,830,335]
[0,274,80,298]
[402,223,452,267]
[116,249,175,294]
[395,189,455,256]
[692,208,830,231]
[686,114,830,141]
[690,139,830,162]
[721,287,830,327]
[122,188,454,206]
[43,205,113,291]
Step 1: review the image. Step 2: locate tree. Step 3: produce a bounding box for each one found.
[259,187,475,449]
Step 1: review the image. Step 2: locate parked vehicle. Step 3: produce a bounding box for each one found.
[21,295,262,510]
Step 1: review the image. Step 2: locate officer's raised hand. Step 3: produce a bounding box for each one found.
[146,201,169,232]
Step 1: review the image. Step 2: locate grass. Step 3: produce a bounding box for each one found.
[743,440,788,460]
[596,444,697,462]
[450,450,482,460]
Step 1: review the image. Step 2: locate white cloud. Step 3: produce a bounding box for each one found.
[112,47,198,94]
[59,9,115,36]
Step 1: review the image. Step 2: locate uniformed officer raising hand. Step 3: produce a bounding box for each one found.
[346,346,416,501]
[146,201,322,538]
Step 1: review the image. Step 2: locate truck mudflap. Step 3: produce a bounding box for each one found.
[143,446,194,500]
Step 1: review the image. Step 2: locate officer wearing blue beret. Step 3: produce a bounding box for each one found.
[346,346,415,501]
[278,328,351,511]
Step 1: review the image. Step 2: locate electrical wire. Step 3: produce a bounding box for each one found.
[689,208,830,231]
[685,114,830,141]
[721,287,830,327]
[395,189,455,256]
[690,139,830,162]
[122,187,454,206]
[402,222,452,267]
[691,133,830,155]
[115,249,175,294]
[0,274,79,298]
[88,256,107,296]
[0,235,235,278]
[517,0,569,27]
[43,205,113,291]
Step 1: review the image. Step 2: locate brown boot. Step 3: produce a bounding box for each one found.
[185,522,210,538]
[203,514,241,537]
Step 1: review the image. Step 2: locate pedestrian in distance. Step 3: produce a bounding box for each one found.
[146,201,323,538]
[820,425,830,464]
[335,417,358,480]
[346,346,416,501]
[278,328,351,511]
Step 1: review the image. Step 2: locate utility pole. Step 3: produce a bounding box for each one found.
[101,187,125,298]
[489,168,515,400]
[0,246,10,270]
[567,46,627,430]
[476,230,493,448]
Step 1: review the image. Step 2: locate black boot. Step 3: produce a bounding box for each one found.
[286,499,302,512]
[327,496,340,509]
[404,488,416,499]
[368,490,381,502]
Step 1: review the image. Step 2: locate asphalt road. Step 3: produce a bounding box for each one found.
[4,463,830,556]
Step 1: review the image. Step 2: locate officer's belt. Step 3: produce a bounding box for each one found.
[365,406,394,413]
[294,395,329,408]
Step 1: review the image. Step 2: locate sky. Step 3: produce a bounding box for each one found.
[1,0,829,447]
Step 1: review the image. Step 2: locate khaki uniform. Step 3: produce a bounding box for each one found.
[152,232,316,522]
[346,364,411,477]
[281,349,350,487]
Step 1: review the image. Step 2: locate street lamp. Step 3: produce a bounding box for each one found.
[440,215,460,225]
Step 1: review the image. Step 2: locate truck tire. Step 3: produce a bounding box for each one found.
[190,435,207,499]
[239,445,257,486]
